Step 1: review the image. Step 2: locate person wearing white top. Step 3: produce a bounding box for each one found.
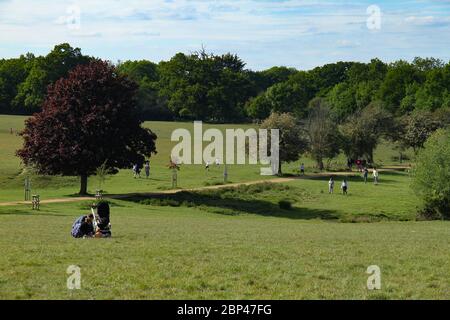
[328,177,335,194]
[373,169,379,185]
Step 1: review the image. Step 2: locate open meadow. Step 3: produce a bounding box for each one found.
[0,115,448,299]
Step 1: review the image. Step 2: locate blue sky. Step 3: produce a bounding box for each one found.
[0,0,449,70]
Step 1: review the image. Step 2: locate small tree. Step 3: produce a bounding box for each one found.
[400,111,443,153]
[260,112,307,175]
[306,98,341,170]
[340,102,394,163]
[17,60,157,195]
[95,160,112,191]
[412,129,450,219]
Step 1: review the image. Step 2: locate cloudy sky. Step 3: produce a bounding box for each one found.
[0,0,449,70]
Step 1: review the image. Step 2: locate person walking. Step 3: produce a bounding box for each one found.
[205,160,210,171]
[144,161,150,179]
[328,177,335,194]
[363,167,369,184]
[300,163,305,176]
[341,179,348,195]
[373,168,379,185]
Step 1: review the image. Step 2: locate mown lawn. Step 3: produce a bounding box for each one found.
[0,200,448,300]
[1,114,447,300]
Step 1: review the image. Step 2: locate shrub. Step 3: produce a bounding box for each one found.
[278,200,292,210]
[411,129,450,219]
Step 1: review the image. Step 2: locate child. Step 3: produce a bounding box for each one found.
[300,163,305,176]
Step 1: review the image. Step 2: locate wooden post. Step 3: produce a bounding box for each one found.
[223,164,228,183]
[24,177,31,201]
[172,168,178,188]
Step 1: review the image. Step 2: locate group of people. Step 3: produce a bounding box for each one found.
[205,158,221,171]
[328,167,380,195]
[71,202,112,238]
[132,161,151,179]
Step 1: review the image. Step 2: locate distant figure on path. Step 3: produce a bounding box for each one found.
[341,179,348,195]
[328,177,335,194]
[144,161,150,179]
[300,163,305,176]
[373,168,379,185]
[205,160,210,171]
[215,158,220,166]
[363,167,369,184]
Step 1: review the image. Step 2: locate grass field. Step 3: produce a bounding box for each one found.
[0,115,448,300]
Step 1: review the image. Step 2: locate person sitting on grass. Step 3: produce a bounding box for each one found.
[341,179,348,195]
[71,214,95,238]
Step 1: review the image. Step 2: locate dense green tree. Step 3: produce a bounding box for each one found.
[412,129,450,219]
[117,60,171,120]
[14,43,91,112]
[0,54,34,113]
[158,51,251,122]
[378,60,424,113]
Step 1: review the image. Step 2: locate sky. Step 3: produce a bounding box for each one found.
[0,0,449,70]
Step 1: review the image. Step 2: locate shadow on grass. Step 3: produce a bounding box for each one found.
[120,191,340,221]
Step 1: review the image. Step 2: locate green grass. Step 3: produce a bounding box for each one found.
[0,114,447,300]
[0,115,414,202]
[0,200,448,299]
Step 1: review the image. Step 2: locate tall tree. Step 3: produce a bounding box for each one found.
[306,98,341,170]
[340,102,394,163]
[399,111,443,153]
[260,112,307,175]
[17,60,157,195]
[14,43,91,112]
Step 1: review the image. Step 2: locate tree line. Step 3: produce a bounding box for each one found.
[1,43,449,123]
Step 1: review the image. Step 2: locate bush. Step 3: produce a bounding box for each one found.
[278,200,292,210]
[412,129,450,219]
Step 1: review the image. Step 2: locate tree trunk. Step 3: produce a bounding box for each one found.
[317,157,324,171]
[80,175,88,195]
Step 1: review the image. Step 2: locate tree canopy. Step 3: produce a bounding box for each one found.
[17,60,157,194]
[1,43,449,124]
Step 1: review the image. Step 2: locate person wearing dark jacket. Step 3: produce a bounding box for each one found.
[71,214,95,238]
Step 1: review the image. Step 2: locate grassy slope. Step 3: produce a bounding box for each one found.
[0,200,448,299]
[1,115,447,300]
[0,115,414,202]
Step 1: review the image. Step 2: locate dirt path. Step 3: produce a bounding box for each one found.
[0,166,408,207]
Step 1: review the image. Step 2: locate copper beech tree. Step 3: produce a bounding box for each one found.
[17,60,157,195]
